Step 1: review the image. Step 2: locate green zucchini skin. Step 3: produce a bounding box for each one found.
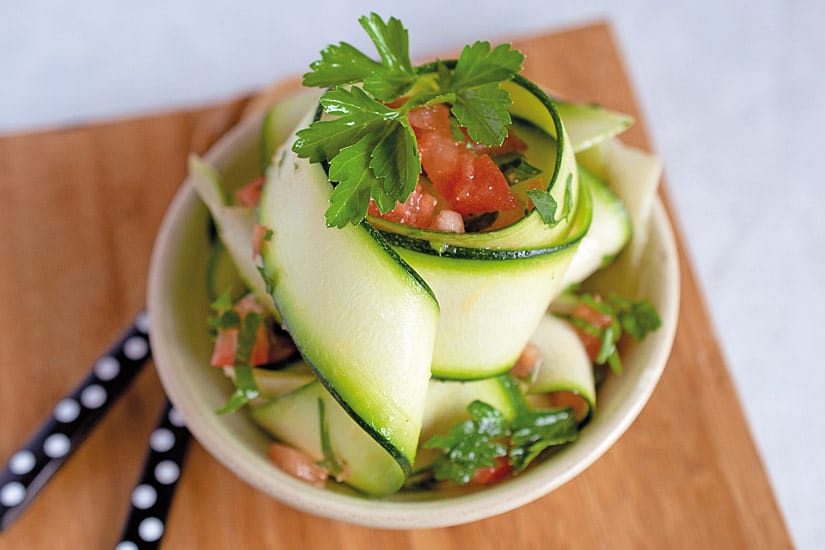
[251,381,407,496]
[259,119,439,476]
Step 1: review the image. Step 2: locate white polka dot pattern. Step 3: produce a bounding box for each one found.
[138,517,164,542]
[115,400,191,549]
[150,429,175,453]
[131,484,157,510]
[123,336,149,360]
[54,398,80,423]
[0,313,152,531]
[9,450,36,476]
[134,311,150,334]
[80,384,107,409]
[43,433,71,458]
[94,356,120,381]
[168,408,185,428]
[154,461,180,485]
[114,542,138,550]
[1,482,25,507]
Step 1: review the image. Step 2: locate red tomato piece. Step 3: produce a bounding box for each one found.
[404,104,522,222]
[417,131,462,199]
[268,443,328,488]
[511,343,542,379]
[408,104,452,135]
[210,329,238,367]
[235,176,265,207]
[464,128,528,157]
[473,456,512,485]
[210,295,275,367]
[369,183,438,229]
[251,224,270,259]
[571,302,614,361]
[450,153,518,215]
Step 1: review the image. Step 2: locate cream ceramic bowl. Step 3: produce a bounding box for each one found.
[148,111,680,529]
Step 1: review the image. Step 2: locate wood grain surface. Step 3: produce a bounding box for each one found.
[0,22,791,549]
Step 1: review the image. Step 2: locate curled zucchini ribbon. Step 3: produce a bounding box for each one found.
[369,75,589,381]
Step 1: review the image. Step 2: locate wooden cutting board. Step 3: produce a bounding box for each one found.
[0,22,791,549]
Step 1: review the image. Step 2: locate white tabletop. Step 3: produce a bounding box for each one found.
[2,1,823,546]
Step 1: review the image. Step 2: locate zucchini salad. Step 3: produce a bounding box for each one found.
[191,14,663,496]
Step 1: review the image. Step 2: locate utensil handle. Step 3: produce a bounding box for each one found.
[0,311,152,531]
[115,400,191,550]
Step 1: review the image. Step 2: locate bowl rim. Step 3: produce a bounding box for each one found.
[148,111,680,529]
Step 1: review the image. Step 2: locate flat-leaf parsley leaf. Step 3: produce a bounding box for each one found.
[295,13,526,227]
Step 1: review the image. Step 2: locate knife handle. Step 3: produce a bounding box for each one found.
[0,311,152,531]
[115,400,191,550]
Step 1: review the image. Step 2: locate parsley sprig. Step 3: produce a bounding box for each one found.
[527,173,574,227]
[294,13,525,227]
[557,288,662,374]
[424,401,509,484]
[423,398,579,485]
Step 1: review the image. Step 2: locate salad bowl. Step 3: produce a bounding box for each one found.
[148,95,680,527]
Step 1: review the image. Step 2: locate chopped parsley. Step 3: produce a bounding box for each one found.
[212,293,263,415]
[526,173,573,227]
[558,288,662,375]
[208,288,240,337]
[423,398,579,484]
[294,13,525,227]
[500,156,542,185]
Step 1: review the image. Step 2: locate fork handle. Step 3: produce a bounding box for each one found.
[0,311,152,531]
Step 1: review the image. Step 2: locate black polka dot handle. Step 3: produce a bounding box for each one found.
[115,400,191,550]
[0,311,152,532]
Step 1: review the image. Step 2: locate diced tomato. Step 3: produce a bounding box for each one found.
[368,183,438,228]
[417,131,463,198]
[511,343,542,379]
[210,329,238,367]
[268,443,328,488]
[408,104,452,135]
[571,302,613,361]
[386,96,410,109]
[234,294,265,316]
[547,391,590,423]
[210,295,283,367]
[235,176,264,207]
[473,456,512,485]
[465,128,527,157]
[252,224,270,259]
[250,321,271,365]
[450,153,518,215]
[429,209,465,233]
[417,132,517,215]
[408,105,519,216]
